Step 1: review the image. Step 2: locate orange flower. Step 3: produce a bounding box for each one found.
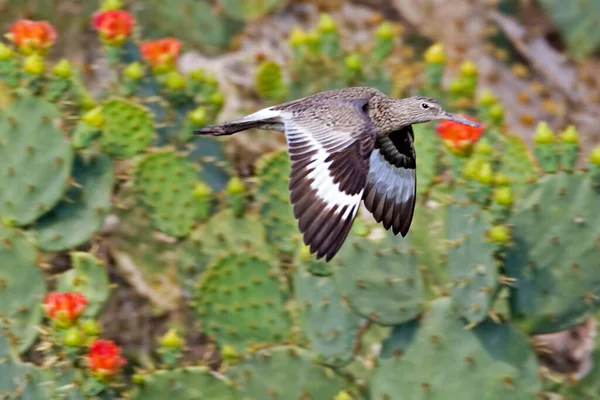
[43,292,87,327]
[87,340,126,381]
[7,20,57,54]
[436,115,485,153]
[91,10,134,46]
[140,38,181,71]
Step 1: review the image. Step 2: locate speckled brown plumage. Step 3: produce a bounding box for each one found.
[195,87,480,261]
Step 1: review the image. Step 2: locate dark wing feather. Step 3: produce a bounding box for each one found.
[363,125,416,236]
[280,99,376,261]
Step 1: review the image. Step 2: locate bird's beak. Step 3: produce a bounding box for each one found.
[443,112,482,128]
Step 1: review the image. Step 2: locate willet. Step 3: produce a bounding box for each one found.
[194,87,481,261]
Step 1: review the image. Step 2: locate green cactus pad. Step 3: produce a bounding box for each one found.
[229,346,354,399]
[332,229,424,325]
[409,199,450,297]
[255,61,286,101]
[180,209,275,290]
[498,133,539,196]
[0,224,46,354]
[32,153,113,252]
[195,252,292,351]
[505,172,600,333]
[446,191,498,324]
[371,297,541,400]
[56,252,109,318]
[413,123,441,194]
[0,330,47,399]
[0,92,73,225]
[134,150,204,237]
[255,150,299,257]
[131,366,238,400]
[295,265,363,366]
[99,98,154,158]
[221,0,283,21]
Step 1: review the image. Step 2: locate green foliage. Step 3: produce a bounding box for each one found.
[0,225,46,354]
[56,252,110,318]
[254,150,298,257]
[332,228,424,325]
[371,298,542,399]
[134,149,202,237]
[0,331,47,399]
[229,346,354,399]
[221,0,285,21]
[0,91,72,226]
[446,191,497,324]
[195,252,292,351]
[505,172,600,333]
[100,98,155,158]
[537,0,600,59]
[295,265,363,367]
[32,153,114,252]
[132,367,239,399]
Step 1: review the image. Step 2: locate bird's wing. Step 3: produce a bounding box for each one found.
[280,99,376,261]
[363,125,416,236]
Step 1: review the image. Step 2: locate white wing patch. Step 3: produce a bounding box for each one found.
[284,115,363,221]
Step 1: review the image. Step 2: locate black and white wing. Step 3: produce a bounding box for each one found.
[363,125,416,236]
[278,99,376,261]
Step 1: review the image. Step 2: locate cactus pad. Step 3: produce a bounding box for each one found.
[131,367,238,400]
[255,150,299,257]
[0,92,73,225]
[295,265,363,366]
[221,0,283,21]
[255,61,286,101]
[0,330,47,399]
[195,252,292,351]
[56,252,109,318]
[0,224,46,354]
[99,98,154,158]
[446,192,498,324]
[229,346,354,399]
[498,133,539,196]
[371,297,541,400]
[505,172,600,333]
[332,229,424,325]
[134,150,204,237]
[32,153,113,252]
[413,123,441,195]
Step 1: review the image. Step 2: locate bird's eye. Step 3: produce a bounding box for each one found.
[420,103,429,109]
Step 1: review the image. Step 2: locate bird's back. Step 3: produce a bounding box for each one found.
[273,87,385,112]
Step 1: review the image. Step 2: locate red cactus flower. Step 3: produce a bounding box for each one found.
[87,339,126,381]
[43,292,87,327]
[6,20,57,54]
[91,10,134,46]
[436,115,485,153]
[140,38,181,71]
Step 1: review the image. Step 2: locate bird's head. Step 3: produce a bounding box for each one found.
[398,96,481,128]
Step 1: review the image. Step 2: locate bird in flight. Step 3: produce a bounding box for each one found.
[194,87,480,262]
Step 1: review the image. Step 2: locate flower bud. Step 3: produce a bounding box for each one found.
[52,59,72,78]
[124,62,144,80]
[533,121,555,144]
[23,54,45,75]
[424,43,445,64]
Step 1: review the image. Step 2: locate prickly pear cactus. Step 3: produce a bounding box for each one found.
[134,149,203,237]
[99,98,154,158]
[131,366,238,400]
[0,91,73,226]
[505,171,600,333]
[229,346,355,399]
[32,153,114,252]
[220,0,284,21]
[332,227,424,325]
[0,329,48,399]
[254,150,299,257]
[446,191,497,324]
[0,224,46,353]
[56,252,110,318]
[412,123,441,195]
[295,265,363,366]
[195,252,292,351]
[255,61,286,101]
[371,297,541,399]
[497,133,539,196]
